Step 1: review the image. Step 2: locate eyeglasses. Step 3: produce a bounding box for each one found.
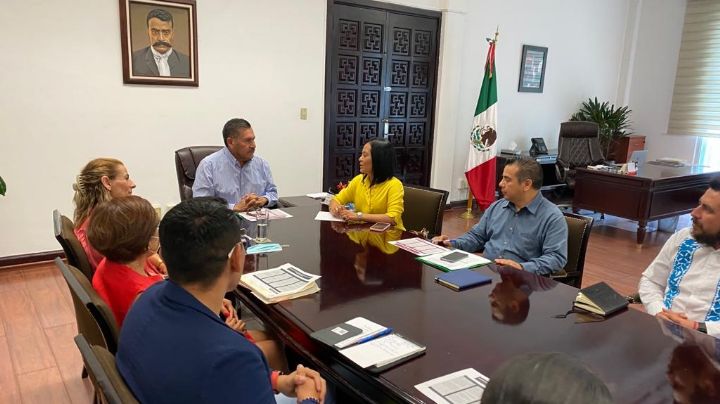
[227,241,246,259]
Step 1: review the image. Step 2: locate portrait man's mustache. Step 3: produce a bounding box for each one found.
[153,41,172,49]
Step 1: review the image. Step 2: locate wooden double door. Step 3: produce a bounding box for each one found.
[323,1,440,190]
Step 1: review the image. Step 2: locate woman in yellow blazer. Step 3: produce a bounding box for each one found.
[329,140,405,230]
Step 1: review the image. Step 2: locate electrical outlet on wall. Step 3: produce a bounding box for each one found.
[457,177,468,189]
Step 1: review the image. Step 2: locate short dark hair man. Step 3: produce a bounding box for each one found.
[432,159,568,275]
[192,118,279,212]
[131,8,190,77]
[639,177,720,338]
[116,198,325,403]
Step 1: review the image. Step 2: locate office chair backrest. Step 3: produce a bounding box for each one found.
[174,146,222,201]
[55,258,120,354]
[74,335,139,404]
[53,209,95,280]
[556,121,605,168]
[402,184,449,237]
[560,212,594,288]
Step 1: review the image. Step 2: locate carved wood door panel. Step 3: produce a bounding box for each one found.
[324,3,439,190]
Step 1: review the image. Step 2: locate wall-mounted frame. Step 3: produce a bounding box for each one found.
[119,0,198,86]
[518,45,547,93]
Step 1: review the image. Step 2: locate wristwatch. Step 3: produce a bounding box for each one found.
[356,212,363,220]
[698,322,707,334]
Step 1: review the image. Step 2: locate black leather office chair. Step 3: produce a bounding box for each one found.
[174,146,222,201]
[402,185,449,237]
[555,122,605,189]
[550,212,593,288]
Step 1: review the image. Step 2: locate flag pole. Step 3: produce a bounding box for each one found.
[460,191,475,219]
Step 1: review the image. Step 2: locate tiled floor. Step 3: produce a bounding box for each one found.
[0,208,680,403]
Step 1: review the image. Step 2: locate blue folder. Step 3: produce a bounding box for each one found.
[434,269,492,291]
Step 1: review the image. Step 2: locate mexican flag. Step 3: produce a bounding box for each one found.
[465,37,498,210]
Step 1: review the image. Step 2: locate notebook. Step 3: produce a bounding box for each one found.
[574,282,628,316]
[338,333,426,373]
[310,317,387,349]
[434,269,492,291]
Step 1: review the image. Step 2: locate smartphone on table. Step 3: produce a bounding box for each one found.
[369,222,391,232]
[439,251,468,263]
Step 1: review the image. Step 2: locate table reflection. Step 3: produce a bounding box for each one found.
[661,321,720,404]
[319,225,421,309]
[488,266,556,325]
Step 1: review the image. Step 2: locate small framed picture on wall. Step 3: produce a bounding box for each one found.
[119,0,199,86]
[518,45,547,93]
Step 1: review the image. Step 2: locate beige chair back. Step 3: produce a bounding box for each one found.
[53,210,95,280]
[74,335,139,404]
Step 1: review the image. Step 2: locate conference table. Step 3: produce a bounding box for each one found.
[573,164,719,243]
[234,201,718,403]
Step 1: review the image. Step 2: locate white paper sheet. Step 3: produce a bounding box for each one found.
[417,251,491,271]
[340,334,424,368]
[415,368,489,404]
[334,317,387,348]
[306,192,330,199]
[239,209,294,222]
[314,211,345,222]
[240,263,320,299]
[388,237,450,256]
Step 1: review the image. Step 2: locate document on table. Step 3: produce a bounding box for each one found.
[238,209,293,221]
[416,251,491,271]
[339,333,425,369]
[306,192,329,199]
[388,237,450,256]
[334,317,388,349]
[239,263,320,304]
[314,211,344,222]
[415,368,489,404]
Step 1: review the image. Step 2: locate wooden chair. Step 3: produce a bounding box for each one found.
[55,258,119,354]
[402,184,449,237]
[74,335,139,404]
[174,146,222,201]
[551,212,594,288]
[53,210,94,280]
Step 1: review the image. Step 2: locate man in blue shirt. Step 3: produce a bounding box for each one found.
[116,198,326,403]
[193,118,279,211]
[433,159,567,275]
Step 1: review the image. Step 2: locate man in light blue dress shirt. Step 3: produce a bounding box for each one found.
[432,159,567,275]
[192,118,278,211]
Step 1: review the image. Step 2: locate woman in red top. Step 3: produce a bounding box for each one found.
[72,158,165,274]
[88,195,164,327]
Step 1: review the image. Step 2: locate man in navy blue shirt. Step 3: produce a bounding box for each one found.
[117,197,326,403]
[433,159,567,275]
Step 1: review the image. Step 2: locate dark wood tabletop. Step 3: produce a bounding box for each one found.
[235,202,719,403]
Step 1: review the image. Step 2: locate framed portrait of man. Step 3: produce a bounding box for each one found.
[119,0,198,86]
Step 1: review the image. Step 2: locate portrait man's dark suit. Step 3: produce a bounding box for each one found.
[132,47,190,78]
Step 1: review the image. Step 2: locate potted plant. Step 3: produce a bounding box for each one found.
[570,97,632,159]
[0,175,5,196]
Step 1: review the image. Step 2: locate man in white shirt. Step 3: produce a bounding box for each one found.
[131,8,190,78]
[639,177,720,338]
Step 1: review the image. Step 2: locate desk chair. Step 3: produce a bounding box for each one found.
[174,146,222,201]
[550,212,594,288]
[53,210,94,280]
[56,258,119,354]
[555,121,605,190]
[402,185,449,237]
[74,335,139,404]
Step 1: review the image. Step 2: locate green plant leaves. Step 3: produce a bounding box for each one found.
[570,97,633,158]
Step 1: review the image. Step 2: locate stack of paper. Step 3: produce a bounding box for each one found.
[416,251,491,272]
[388,237,449,256]
[239,263,320,304]
[239,209,293,222]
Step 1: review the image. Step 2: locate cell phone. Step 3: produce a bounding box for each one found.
[369,222,391,232]
[439,251,468,263]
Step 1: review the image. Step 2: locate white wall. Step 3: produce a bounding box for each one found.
[0,0,688,257]
[0,0,327,257]
[620,0,695,163]
[447,0,631,201]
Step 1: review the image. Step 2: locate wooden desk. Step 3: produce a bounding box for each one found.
[234,204,711,403]
[573,165,718,243]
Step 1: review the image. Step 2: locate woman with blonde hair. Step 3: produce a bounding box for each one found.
[73,158,164,273]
